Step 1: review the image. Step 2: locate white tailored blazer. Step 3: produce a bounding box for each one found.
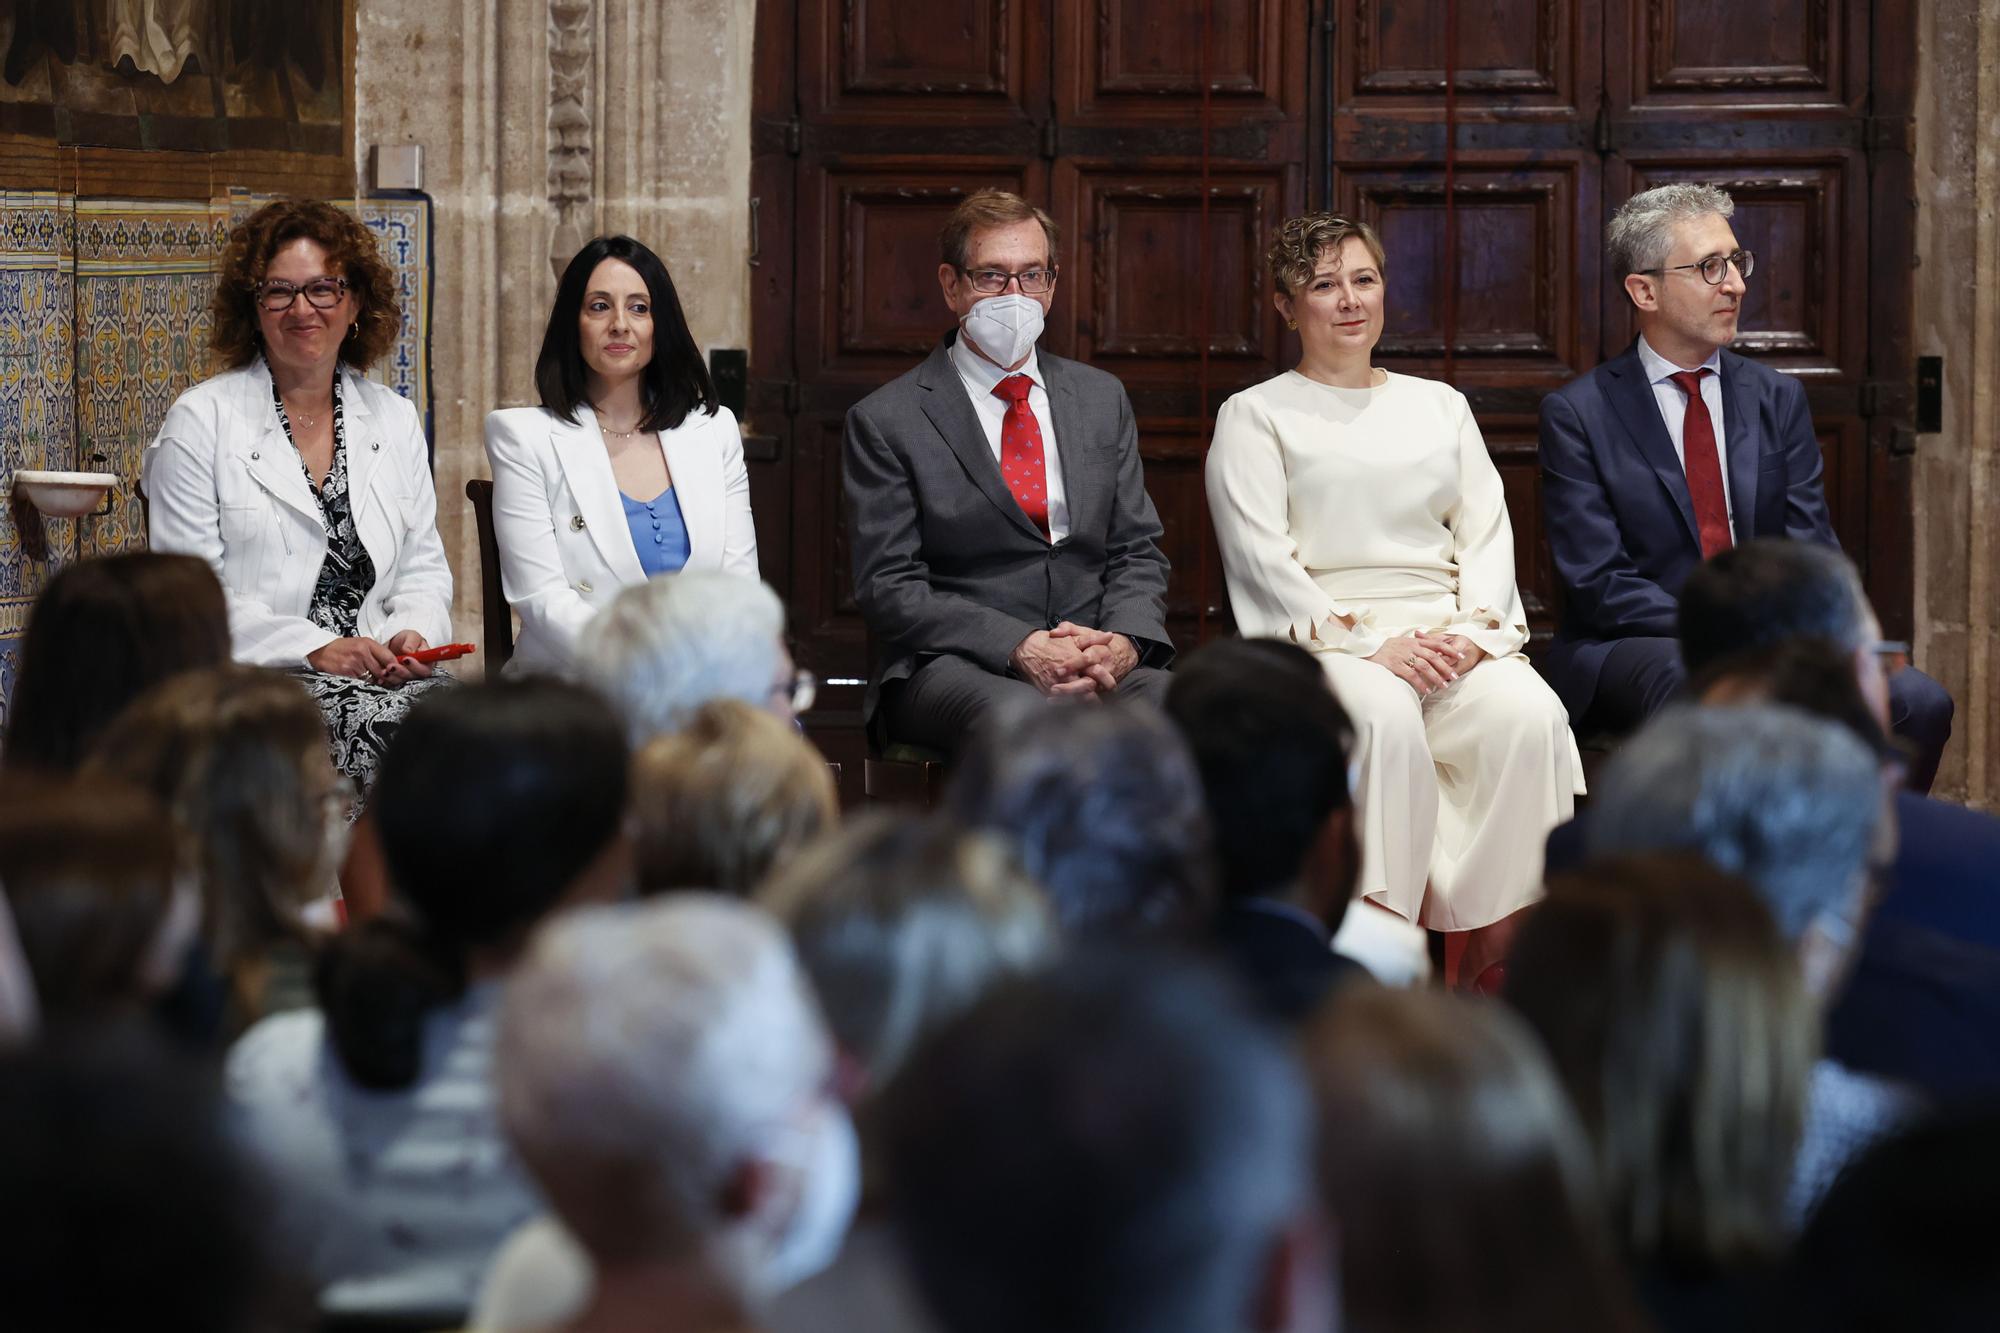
[144,358,454,667]
[482,403,758,675]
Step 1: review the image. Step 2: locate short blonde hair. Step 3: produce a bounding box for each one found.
[939,189,1060,271]
[630,700,838,896]
[1267,212,1387,296]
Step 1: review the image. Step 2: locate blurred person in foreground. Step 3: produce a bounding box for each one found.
[943,700,1213,935]
[880,950,1333,1333]
[226,678,630,1325]
[487,896,859,1333]
[1305,985,1645,1333]
[1506,855,1815,1333]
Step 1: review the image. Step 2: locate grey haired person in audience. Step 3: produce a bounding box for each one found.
[477,896,859,1333]
[1584,703,1920,1224]
[578,570,806,744]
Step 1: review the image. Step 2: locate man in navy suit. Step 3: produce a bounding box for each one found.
[1539,183,1952,789]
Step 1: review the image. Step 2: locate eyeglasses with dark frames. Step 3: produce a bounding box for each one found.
[957,266,1058,296]
[1641,249,1755,286]
[256,276,350,312]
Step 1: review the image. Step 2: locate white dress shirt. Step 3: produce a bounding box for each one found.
[1636,334,1734,528]
[948,334,1070,542]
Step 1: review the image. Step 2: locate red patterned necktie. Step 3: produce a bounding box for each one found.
[992,373,1050,539]
[1670,368,1733,557]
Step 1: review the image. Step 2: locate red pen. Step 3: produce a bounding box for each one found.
[399,642,476,665]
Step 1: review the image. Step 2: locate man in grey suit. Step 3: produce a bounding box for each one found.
[844,189,1174,754]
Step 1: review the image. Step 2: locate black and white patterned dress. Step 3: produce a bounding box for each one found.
[277,376,450,803]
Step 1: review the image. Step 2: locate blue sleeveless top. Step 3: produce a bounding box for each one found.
[621,486,692,577]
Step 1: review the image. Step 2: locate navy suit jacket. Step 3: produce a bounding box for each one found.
[1538,342,1838,720]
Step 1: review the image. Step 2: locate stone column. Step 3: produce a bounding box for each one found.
[1913,0,2000,808]
[352,0,755,654]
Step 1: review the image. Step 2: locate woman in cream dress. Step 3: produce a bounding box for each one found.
[1206,213,1581,979]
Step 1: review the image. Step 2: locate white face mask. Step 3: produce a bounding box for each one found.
[961,292,1045,369]
[754,1097,861,1296]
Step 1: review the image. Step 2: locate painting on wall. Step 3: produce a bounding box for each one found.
[0,1,346,159]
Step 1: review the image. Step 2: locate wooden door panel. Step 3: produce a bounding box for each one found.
[1343,0,1578,104]
[1607,155,1865,380]
[1058,164,1293,386]
[1489,422,1558,651]
[1615,0,1854,111]
[801,0,1038,121]
[789,415,868,660]
[1335,159,1600,388]
[1138,420,1233,645]
[1060,0,1302,122]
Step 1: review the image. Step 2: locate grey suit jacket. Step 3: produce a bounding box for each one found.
[843,334,1173,719]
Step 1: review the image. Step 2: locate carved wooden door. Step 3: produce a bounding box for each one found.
[750,0,1915,784]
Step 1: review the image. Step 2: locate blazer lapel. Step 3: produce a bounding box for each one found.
[1039,355,1093,531]
[234,362,323,526]
[551,414,648,586]
[661,418,716,569]
[1603,346,1700,550]
[914,339,1047,543]
[339,367,385,522]
[1718,352,1762,542]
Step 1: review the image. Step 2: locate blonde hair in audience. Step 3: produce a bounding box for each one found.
[1505,854,1814,1270]
[630,699,837,897]
[1267,212,1387,296]
[1305,986,1645,1333]
[82,666,332,975]
[758,812,1052,1087]
[938,188,1060,271]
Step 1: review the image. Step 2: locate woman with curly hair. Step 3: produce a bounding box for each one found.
[143,198,453,798]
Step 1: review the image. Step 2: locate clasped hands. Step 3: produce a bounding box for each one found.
[1366,631,1486,698]
[1011,621,1139,698]
[306,629,437,687]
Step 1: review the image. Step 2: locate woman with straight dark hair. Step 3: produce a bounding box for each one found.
[224,678,630,1325]
[485,234,757,675]
[1,552,230,774]
[1304,986,1646,1333]
[1504,854,1816,1333]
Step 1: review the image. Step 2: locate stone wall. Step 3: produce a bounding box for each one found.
[351,0,756,655]
[1913,0,2000,807]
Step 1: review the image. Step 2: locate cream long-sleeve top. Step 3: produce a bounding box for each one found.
[1206,369,1528,661]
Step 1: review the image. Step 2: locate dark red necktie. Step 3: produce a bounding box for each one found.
[1670,369,1733,557]
[992,373,1050,539]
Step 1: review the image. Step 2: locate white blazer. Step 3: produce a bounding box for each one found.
[482,403,758,675]
[144,359,454,667]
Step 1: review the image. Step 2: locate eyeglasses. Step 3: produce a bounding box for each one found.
[958,266,1058,296]
[1865,640,1911,673]
[256,276,350,311]
[1642,249,1755,286]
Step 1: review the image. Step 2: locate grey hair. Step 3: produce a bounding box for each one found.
[578,572,786,743]
[1585,703,1882,942]
[757,812,1055,1087]
[495,895,830,1258]
[1607,183,1736,277]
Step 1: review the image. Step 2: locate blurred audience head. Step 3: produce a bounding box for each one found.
[1166,637,1356,925]
[0,780,194,1025]
[1781,1107,2000,1333]
[757,811,1052,1091]
[1678,538,1888,726]
[1505,855,1813,1273]
[2,552,229,774]
[498,895,855,1304]
[1585,703,1885,999]
[945,702,1214,934]
[0,1027,278,1332]
[318,679,630,1089]
[1304,986,1643,1333]
[580,571,794,743]
[631,699,837,897]
[882,950,1323,1333]
[83,666,338,978]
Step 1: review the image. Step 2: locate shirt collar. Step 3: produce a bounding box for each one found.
[1636,333,1723,385]
[950,331,1043,399]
